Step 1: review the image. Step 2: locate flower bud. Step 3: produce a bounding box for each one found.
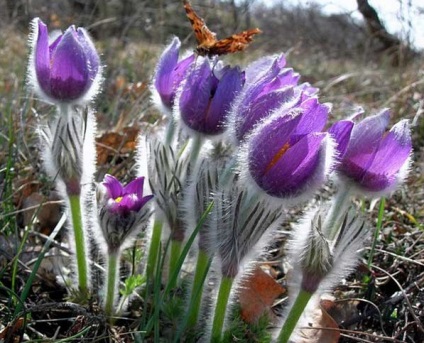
[152,37,195,111]
[28,18,100,103]
[177,58,244,136]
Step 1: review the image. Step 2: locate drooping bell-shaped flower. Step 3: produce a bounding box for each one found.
[152,36,195,111]
[28,18,100,103]
[177,58,245,136]
[97,174,153,251]
[240,98,333,205]
[337,109,412,195]
[230,54,301,142]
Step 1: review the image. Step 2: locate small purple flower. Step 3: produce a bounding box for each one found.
[29,18,100,103]
[153,37,195,110]
[230,54,302,142]
[103,175,153,215]
[337,109,412,194]
[177,58,245,136]
[98,175,153,250]
[242,100,333,203]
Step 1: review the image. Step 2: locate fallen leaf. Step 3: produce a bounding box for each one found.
[238,265,286,323]
[295,298,340,343]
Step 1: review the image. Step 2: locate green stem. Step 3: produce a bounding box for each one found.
[277,288,313,343]
[187,249,211,328]
[166,117,177,145]
[210,276,234,343]
[325,186,354,241]
[190,134,203,166]
[168,239,183,289]
[104,249,120,322]
[146,219,163,280]
[68,194,89,297]
[367,197,386,268]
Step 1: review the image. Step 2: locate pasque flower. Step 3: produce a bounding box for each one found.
[97,174,153,251]
[177,57,244,136]
[28,18,100,103]
[230,54,306,142]
[337,109,412,194]
[153,36,195,110]
[241,97,333,203]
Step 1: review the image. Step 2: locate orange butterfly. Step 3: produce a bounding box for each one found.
[183,0,261,57]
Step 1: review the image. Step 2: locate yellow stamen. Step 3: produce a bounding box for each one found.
[265,142,291,173]
[115,196,123,203]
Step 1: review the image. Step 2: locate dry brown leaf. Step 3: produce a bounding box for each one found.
[96,126,140,165]
[296,298,340,343]
[238,266,286,323]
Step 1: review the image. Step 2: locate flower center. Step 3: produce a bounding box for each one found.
[115,196,123,203]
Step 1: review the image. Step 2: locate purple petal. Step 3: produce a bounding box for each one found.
[295,98,330,136]
[255,133,326,197]
[179,59,215,130]
[154,37,180,102]
[76,28,100,83]
[237,87,294,141]
[296,82,319,98]
[134,194,154,212]
[248,113,303,179]
[245,54,286,84]
[328,120,354,159]
[34,19,51,95]
[364,120,411,177]
[205,66,244,135]
[50,26,91,100]
[103,174,123,199]
[344,109,390,159]
[124,177,145,199]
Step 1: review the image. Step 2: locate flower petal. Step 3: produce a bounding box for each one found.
[50,26,91,100]
[124,177,145,199]
[34,19,51,95]
[259,133,326,197]
[103,174,123,199]
[328,120,354,159]
[205,66,244,134]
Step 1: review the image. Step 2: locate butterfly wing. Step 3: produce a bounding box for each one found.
[208,28,261,56]
[183,0,217,48]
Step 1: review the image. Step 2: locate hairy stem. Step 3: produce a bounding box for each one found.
[104,249,120,322]
[187,249,211,328]
[277,288,313,343]
[210,276,234,342]
[69,194,89,298]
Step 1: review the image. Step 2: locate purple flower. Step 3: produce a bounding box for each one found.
[178,58,245,135]
[103,175,153,215]
[29,18,100,103]
[98,175,153,250]
[242,99,333,203]
[153,37,195,110]
[337,109,412,194]
[230,54,302,142]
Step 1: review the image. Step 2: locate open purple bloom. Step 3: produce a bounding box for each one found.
[29,18,100,103]
[337,109,412,193]
[178,58,244,136]
[153,37,195,110]
[98,175,153,251]
[243,101,333,203]
[103,174,153,215]
[230,54,302,142]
